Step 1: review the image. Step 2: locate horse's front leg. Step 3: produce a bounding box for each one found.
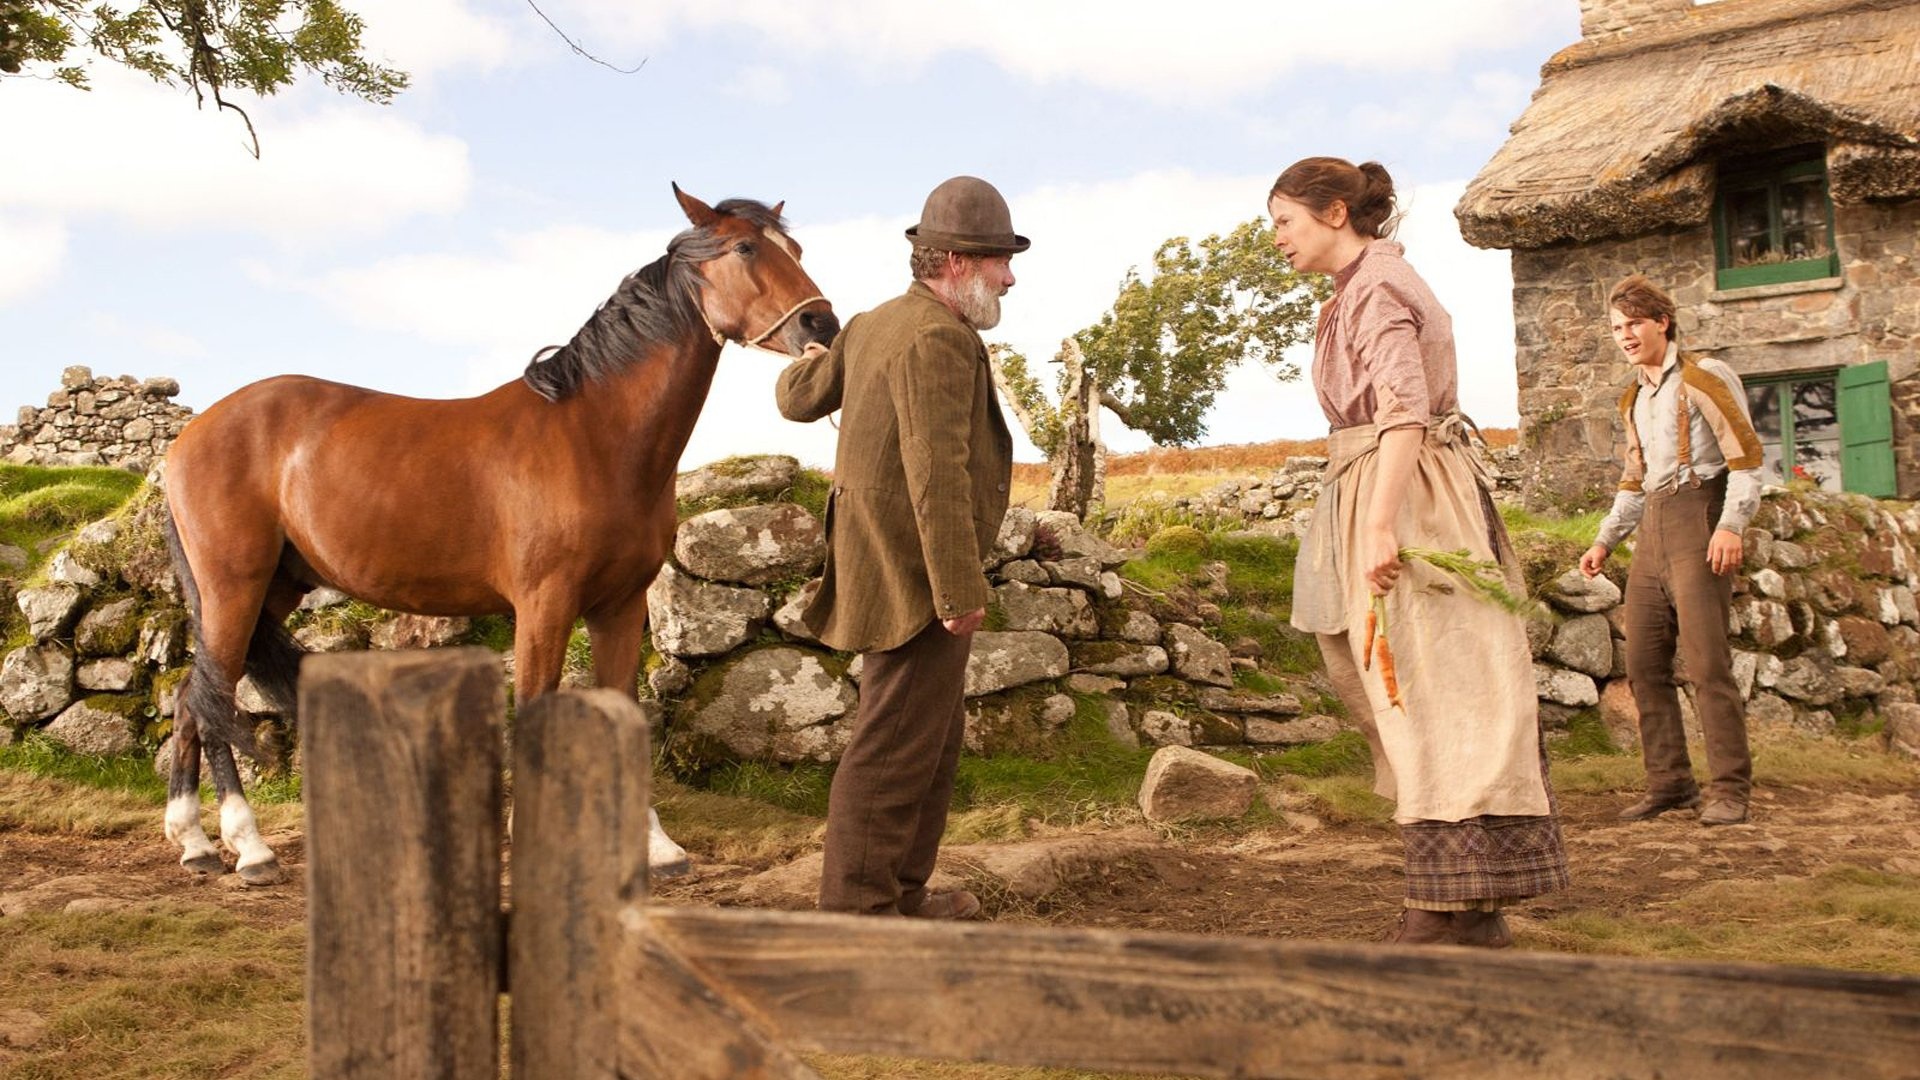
[585,590,691,878]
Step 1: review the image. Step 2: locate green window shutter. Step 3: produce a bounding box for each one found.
[1837,361,1896,497]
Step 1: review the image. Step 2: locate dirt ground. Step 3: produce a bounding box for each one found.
[5,781,1917,949]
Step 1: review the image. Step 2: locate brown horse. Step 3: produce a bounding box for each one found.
[160,186,837,884]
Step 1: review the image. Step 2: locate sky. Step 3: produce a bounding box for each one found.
[0,0,1587,471]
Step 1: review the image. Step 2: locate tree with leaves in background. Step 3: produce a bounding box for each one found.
[0,1,406,155]
[992,217,1331,517]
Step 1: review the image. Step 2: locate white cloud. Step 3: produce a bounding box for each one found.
[725,66,792,105]
[293,169,1519,469]
[351,0,518,79]
[0,67,470,245]
[547,0,1567,101]
[0,218,67,302]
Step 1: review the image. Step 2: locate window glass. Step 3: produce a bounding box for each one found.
[1778,177,1830,263]
[1791,379,1841,490]
[1726,187,1775,267]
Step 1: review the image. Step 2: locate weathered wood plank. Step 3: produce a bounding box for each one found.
[304,648,505,1080]
[635,907,1920,1079]
[618,906,822,1080]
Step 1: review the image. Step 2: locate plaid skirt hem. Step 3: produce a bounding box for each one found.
[1401,813,1570,905]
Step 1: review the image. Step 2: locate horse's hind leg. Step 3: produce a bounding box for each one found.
[165,695,224,876]
[585,589,690,878]
[213,574,305,887]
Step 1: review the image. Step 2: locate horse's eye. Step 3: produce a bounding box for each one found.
[733,241,756,257]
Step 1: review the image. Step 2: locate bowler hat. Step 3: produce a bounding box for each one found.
[905,176,1030,255]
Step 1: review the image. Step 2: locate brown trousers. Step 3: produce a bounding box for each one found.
[1623,475,1752,802]
[819,619,971,915]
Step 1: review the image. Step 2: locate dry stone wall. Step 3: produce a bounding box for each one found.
[6,456,1919,772]
[1,366,195,472]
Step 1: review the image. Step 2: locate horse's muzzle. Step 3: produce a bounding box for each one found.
[784,306,839,353]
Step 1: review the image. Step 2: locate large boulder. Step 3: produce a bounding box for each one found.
[1244,714,1342,746]
[964,631,1069,697]
[1533,664,1598,707]
[369,614,470,651]
[1032,511,1126,568]
[992,582,1098,638]
[988,507,1038,566]
[1196,687,1301,716]
[679,647,857,763]
[138,610,190,668]
[0,645,75,722]
[677,455,800,505]
[675,504,825,586]
[44,698,138,756]
[647,563,772,657]
[77,658,139,693]
[1545,613,1612,678]
[16,585,84,642]
[73,598,142,658]
[1164,623,1232,688]
[1069,641,1168,678]
[1137,746,1257,823]
[1884,703,1920,761]
[964,691,1076,755]
[1544,569,1621,614]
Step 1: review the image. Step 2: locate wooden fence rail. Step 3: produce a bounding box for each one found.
[305,650,1920,1079]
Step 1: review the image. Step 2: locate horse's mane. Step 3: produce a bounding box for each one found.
[522,199,789,402]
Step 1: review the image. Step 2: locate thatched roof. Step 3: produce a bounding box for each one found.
[1456,0,1920,250]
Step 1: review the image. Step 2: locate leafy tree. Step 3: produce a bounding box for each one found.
[992,218,1330,515]
[0,1,407,155]
[1076,217,1329,445]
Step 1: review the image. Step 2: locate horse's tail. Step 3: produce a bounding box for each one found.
[163,513,302,758]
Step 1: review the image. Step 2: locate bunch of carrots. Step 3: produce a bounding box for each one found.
[1362,547,1550,711]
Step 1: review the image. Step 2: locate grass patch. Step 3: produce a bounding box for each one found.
[0,737,307,836]
[1538,866,1920,973]
[1499,505,1609,546]
[1546,709,1625,760]
[0,905,306,1079]
[0,463,145,557]
[702,760,834,817]
[651,775,822,866]
[945,696,1158,840]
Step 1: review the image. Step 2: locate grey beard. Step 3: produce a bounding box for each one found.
[954,273,1002,330]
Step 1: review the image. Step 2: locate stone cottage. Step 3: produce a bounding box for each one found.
[1457,0,1920,508]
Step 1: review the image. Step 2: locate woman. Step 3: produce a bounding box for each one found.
[1273,157,1568,947]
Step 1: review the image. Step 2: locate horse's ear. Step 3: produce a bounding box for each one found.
[769,200,785,219]
[673,182,719,228]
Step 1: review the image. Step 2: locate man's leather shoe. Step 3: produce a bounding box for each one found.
[1698,799,1749,826]
[904,889,981,920]
[1617,789,1701,821]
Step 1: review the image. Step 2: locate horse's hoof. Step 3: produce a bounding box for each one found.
[182,852,227,877]
[237,858,288,887]
[649,857,692,880]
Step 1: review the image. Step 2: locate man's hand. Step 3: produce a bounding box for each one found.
[942,608,985,635]
[1578,544,1609,579]
[1707,528,1744,576]
[798,341,829,361]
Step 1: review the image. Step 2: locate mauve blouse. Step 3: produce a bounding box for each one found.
[1311,239,1459,432]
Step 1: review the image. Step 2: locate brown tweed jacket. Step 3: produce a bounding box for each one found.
[775,282,1013,654]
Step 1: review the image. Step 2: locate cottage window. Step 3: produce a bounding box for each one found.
[1741,361,1894,496]
[1712,149,1838,290]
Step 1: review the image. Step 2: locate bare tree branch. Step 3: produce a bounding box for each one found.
[523,0,645,74]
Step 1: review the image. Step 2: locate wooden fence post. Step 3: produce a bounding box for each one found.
[509,689,654,1079]
[303,648,505,1080]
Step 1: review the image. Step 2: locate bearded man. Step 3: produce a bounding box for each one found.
[775,176,1025,918]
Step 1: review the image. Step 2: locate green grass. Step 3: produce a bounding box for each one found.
[1546,709,1626,760]
[0,733,306,836]
[0,464,144,575]
[1499,505,1608,545]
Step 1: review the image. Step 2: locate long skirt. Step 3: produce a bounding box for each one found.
[1294,414,1569,906]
